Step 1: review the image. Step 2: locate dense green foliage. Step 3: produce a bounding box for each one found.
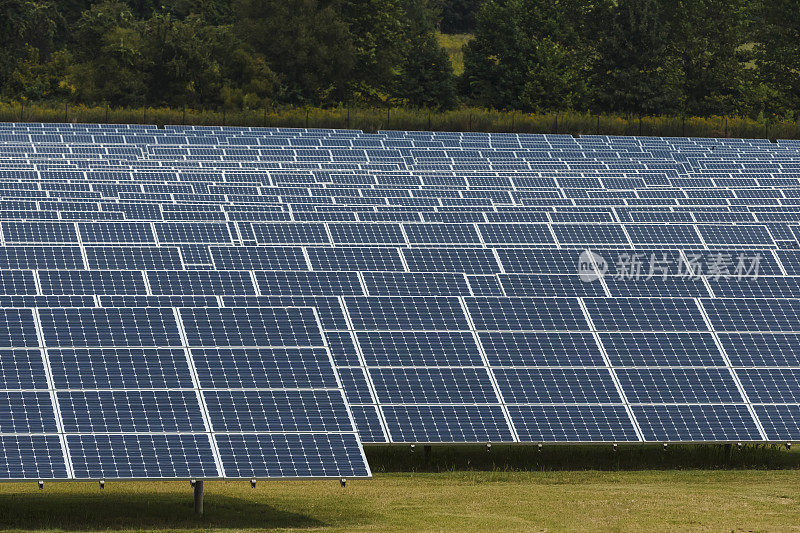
[440,0,481,33]
[1,0,799,118]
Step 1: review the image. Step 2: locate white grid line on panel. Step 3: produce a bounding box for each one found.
[693,298,768,441]
[337,296,390,442]
[577,297,645,442]
[171,307,225,477]
[458,296,519,442]
[31,308,74,478]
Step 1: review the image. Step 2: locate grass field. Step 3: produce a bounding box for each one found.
[1,470,799,531]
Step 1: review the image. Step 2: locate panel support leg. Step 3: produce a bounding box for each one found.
[194,480,204,515]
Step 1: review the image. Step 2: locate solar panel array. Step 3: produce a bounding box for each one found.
[1,123,800,468]
[0,304,369,480]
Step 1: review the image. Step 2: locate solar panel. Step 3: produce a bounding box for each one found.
[0,305,369,480]
[7,124,800,453]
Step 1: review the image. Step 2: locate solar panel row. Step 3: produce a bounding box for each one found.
[1,124,800,477]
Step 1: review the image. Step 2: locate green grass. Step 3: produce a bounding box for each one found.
[437,33,474,76]
[1,445,799,531]
[1,470,800,531]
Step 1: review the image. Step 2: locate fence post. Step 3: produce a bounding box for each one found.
[724,116,728,137]
[105,104,109,123]
[305,108,309,129]
[386,107,390,129]
[263,107,267,127]
[596,114,600,135]
[346,107,350,129]
[64,102,68,122]
[182,105,186,125]
[469,113,473,132]
[427,110,431,131]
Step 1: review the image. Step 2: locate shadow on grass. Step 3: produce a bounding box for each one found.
[0,490,324,531]
[366,443,800,473]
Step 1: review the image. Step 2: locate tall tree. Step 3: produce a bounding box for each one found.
[234,0,355,105]
[0,0,61,96]
[336,0,406,103]
[671,0,753,116]
[64,1,147,106]
[753,0,800,117]
[397,0,457,108]
[462,0,590,111]
[440,0,481,33]
[590,0,684,116]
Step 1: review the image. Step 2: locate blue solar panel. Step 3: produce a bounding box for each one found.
[9,125,800,454]
[215,434,368,478]
[754,405,800,440]
[357,331,482,366]
[584,298,708,331]
[49,348,191,389]
[306,247,403,271]
[632,405,761,442]
[0,435,68,479]
[39,308,182,347]
[494,368,621,403]
[147,270,255,295]
[78,222,155,243]
[253,223,329,244]
[191,347,337,388]
[616,368,742,403]
[58,390,205,432]
[2,221,78,243]
[345,296,469,330]
[155,222,231,243]
[403,223,481,244]
[204,390,353,432]
[39,270,147,295]
[0,246,84,269]
[599,332,723,366]
[67,434,217,479]
[328,223,405,244]
[702,298,800,331]
[255,271,362,296]
[210,246,306,270]
[509,406,638,442]
[403,248,500,274]
[478,224,555,244]
[369,367,497,403]
[363,272,469,296]
[381,405,513,443]
[466,297,587,330]
[179,307,324,347]
[86,247,184,270]
[480,331,603,366]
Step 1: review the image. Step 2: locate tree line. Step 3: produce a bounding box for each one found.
[1,0,798,120]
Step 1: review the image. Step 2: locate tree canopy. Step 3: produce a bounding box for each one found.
[0,0,798,118]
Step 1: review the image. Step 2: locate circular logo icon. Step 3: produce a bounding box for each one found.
[578,250,607,282]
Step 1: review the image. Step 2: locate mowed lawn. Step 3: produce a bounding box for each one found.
[0,470,799,532]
